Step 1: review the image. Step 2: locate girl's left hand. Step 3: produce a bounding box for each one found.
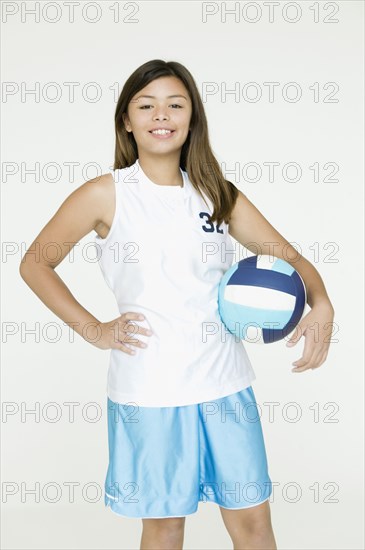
[285,301,335,373]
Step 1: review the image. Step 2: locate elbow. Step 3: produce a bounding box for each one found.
[19,259,53,282]
[19,259,30,282]
[19,255,38,282]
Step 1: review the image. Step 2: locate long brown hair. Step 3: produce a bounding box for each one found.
[113,59,238,226]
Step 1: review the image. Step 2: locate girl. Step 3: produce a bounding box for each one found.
[20,59,335,550]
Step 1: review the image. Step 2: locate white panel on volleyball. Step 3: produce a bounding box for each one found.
[256,255,280,270]
[224,285,296,310]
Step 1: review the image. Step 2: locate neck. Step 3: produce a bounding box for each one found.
[138,153,183,187]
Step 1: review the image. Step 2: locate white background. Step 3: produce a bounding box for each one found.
[1,1,364,549]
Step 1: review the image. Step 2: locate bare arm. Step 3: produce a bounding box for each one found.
[228,190,334,311]
[19,174,115,345]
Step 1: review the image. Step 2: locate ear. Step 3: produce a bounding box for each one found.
[122,112,131,132]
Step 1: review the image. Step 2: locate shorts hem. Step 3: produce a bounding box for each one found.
[104,494,271,519]
[215,495,271,510]
[105,498,198,519]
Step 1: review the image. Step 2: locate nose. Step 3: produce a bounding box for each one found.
[154,114,168,121]
[153,107,169,120]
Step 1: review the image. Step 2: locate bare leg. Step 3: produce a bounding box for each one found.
[140,517,186,550]
[220,499,277,550]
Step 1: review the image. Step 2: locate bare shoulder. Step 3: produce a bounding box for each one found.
[20,172,116,270]
[229,189,249,223]
[61,171,116,238]
[85,171,114,205]
[228,188,295,259]
[228,188,266,244]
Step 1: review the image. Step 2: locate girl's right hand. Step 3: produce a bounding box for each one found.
[91,312,153,355]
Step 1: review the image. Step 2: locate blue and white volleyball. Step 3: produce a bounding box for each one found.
[218,255,307,344]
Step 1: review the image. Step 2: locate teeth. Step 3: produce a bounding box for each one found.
[152,129,171,135]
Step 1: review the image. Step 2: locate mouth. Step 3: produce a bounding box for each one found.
[148,129,175,139]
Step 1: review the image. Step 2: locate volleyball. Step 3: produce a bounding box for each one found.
[217,255,307,344]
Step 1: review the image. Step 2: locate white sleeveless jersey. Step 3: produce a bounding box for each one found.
[95,158,256,407]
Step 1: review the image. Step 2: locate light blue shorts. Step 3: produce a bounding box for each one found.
[104,385,272,518]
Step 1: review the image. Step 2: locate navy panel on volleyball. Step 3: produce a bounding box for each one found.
[218,255,307,344]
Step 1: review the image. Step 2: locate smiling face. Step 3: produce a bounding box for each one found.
[122,76,192,158]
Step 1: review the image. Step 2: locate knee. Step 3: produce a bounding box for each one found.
[231,519,274,545]
[223,509,273,541]
[142,516,185,535]
[141,517,185,550]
